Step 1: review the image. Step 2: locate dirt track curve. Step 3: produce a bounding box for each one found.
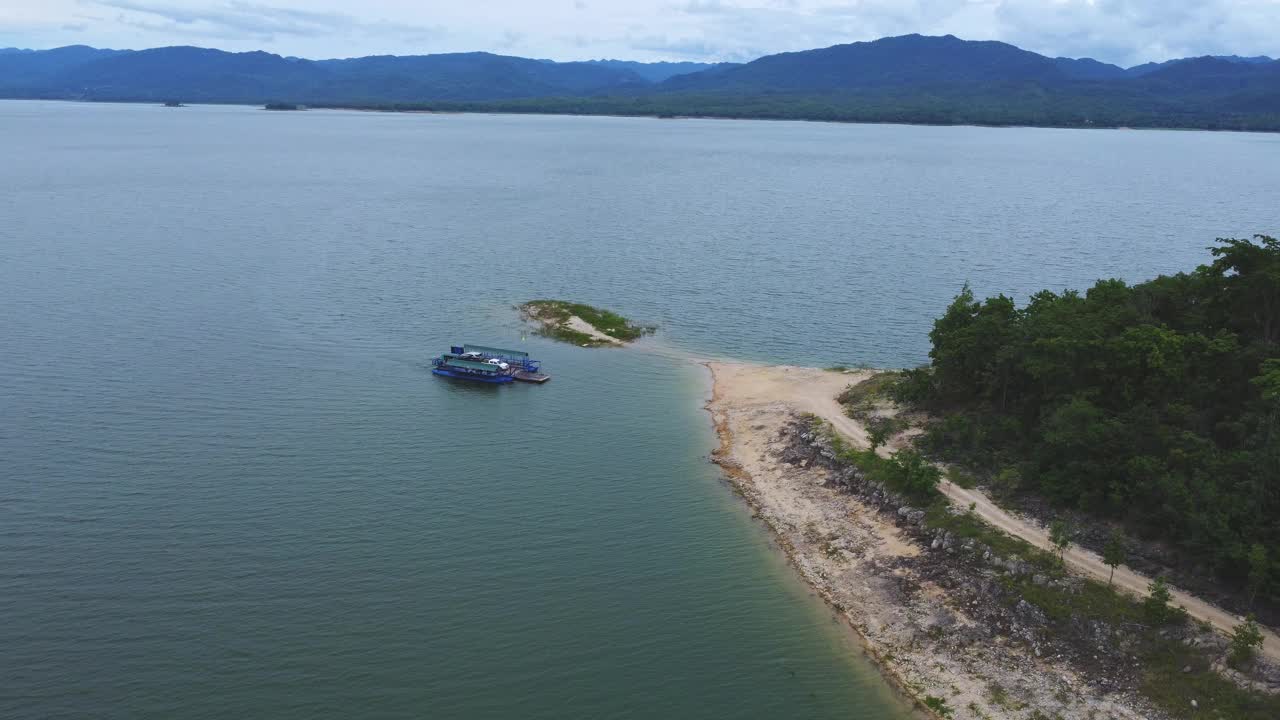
[708,362,1280,662]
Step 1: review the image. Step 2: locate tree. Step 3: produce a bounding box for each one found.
[916,238,1280,606]
[1143,577,1186,626]
[885,449,942,502]
[867,419,891,453]
[1048,519,1072,566]
[1208,235,1280,346]
[1103,529,1126,587]
[1250,359,1280,448]
[991,466,1023,498]
[1247,543,1269,610]
[1228,615,1264,669]
[928,283,982,401]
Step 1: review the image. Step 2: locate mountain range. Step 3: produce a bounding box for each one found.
[2,35,1278,130]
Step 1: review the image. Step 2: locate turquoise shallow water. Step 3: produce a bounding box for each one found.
[2,101,1279,719]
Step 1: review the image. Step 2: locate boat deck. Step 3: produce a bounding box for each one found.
[435,344,549,385]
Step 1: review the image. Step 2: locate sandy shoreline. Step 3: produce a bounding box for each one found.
[704,361,1172,720]
[700,363,926,708]
[703,361,1280,655]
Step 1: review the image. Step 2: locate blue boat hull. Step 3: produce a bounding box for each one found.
[431,367,514,384]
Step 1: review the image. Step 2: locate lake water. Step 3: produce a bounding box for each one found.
[2,100,1278,719]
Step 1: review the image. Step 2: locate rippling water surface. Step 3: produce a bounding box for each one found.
[3,101,1279,719]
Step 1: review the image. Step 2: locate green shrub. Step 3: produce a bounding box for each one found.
[988,466,1022,496]
[889,366,933,405]
[923,695,953,717]
[886,450,943,502]
[519,300,655,344]
[1142,577,1188,626]
[1229,615,1264,669]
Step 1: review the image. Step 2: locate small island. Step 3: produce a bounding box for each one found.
[162,101,184,107]
[264,103,306,111]
[519,300,654,347]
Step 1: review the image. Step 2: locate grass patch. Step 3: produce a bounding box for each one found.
[923,695,954,717]
[519,299,655,346]
[986,682,1025,710]
[946,466,979,489]
[836,371,902,416]
[539,325,600,346]
[1016,575,1145,625]
[807,415,1279,720]
[821,425,941,504]
[922,499,1056,569]
[997,558,1278,719]
[1140,637,1280,720]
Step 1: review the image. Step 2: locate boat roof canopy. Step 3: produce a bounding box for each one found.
[463,344,528,359]
[442,357,503,372]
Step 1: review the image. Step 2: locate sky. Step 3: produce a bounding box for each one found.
[1,0,1277,67]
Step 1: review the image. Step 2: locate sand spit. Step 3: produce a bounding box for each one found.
[705,361,1168,720]
[565,315,623,344]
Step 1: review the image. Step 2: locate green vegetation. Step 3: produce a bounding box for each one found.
[1248,544,1269,609]
[837,371,903,414]
[1142,577,1188,626]
[867,422,891,453]
[810,415,1277,720]
[314,89,1280,133]
[1103,529,1127,587]
[1229,616,1265,668]
[923,695,954,717]
[978,540,1277,720]
[8,37,1280,132]
[1048,520,1072,566]
[908,236,1280,611]
[1141,636,1279,720]
[519,299,655,347]
[821,425,942,504]
[834,371,906,417]
[836,371,918,449]
[951,468,980,489]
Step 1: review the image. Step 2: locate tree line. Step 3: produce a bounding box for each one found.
[311,91,1280,133]
[898,236,1280,611]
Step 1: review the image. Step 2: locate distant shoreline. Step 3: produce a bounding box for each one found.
[1,97,1275,135]
[309,102,1280,135]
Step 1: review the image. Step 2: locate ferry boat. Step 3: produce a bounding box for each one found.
[431,345,550,384]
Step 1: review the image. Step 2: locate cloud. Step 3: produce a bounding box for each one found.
[987,0,1280,65]
[94,0,349,36]
[626,34,759,62]
[649,0,1280,66]
[87,0,442,45]
[678,0,737,14]
[4,0,1279,66]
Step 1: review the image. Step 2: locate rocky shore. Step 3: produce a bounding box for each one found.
[705,362,1280,719]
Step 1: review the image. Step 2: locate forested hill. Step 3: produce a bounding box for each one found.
[901,236,1280,613]
[0,46,653,102]
[2,35,1279,130]
[658,34,1280,94]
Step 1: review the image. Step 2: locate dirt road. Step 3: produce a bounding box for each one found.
[707,361,1280,661]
